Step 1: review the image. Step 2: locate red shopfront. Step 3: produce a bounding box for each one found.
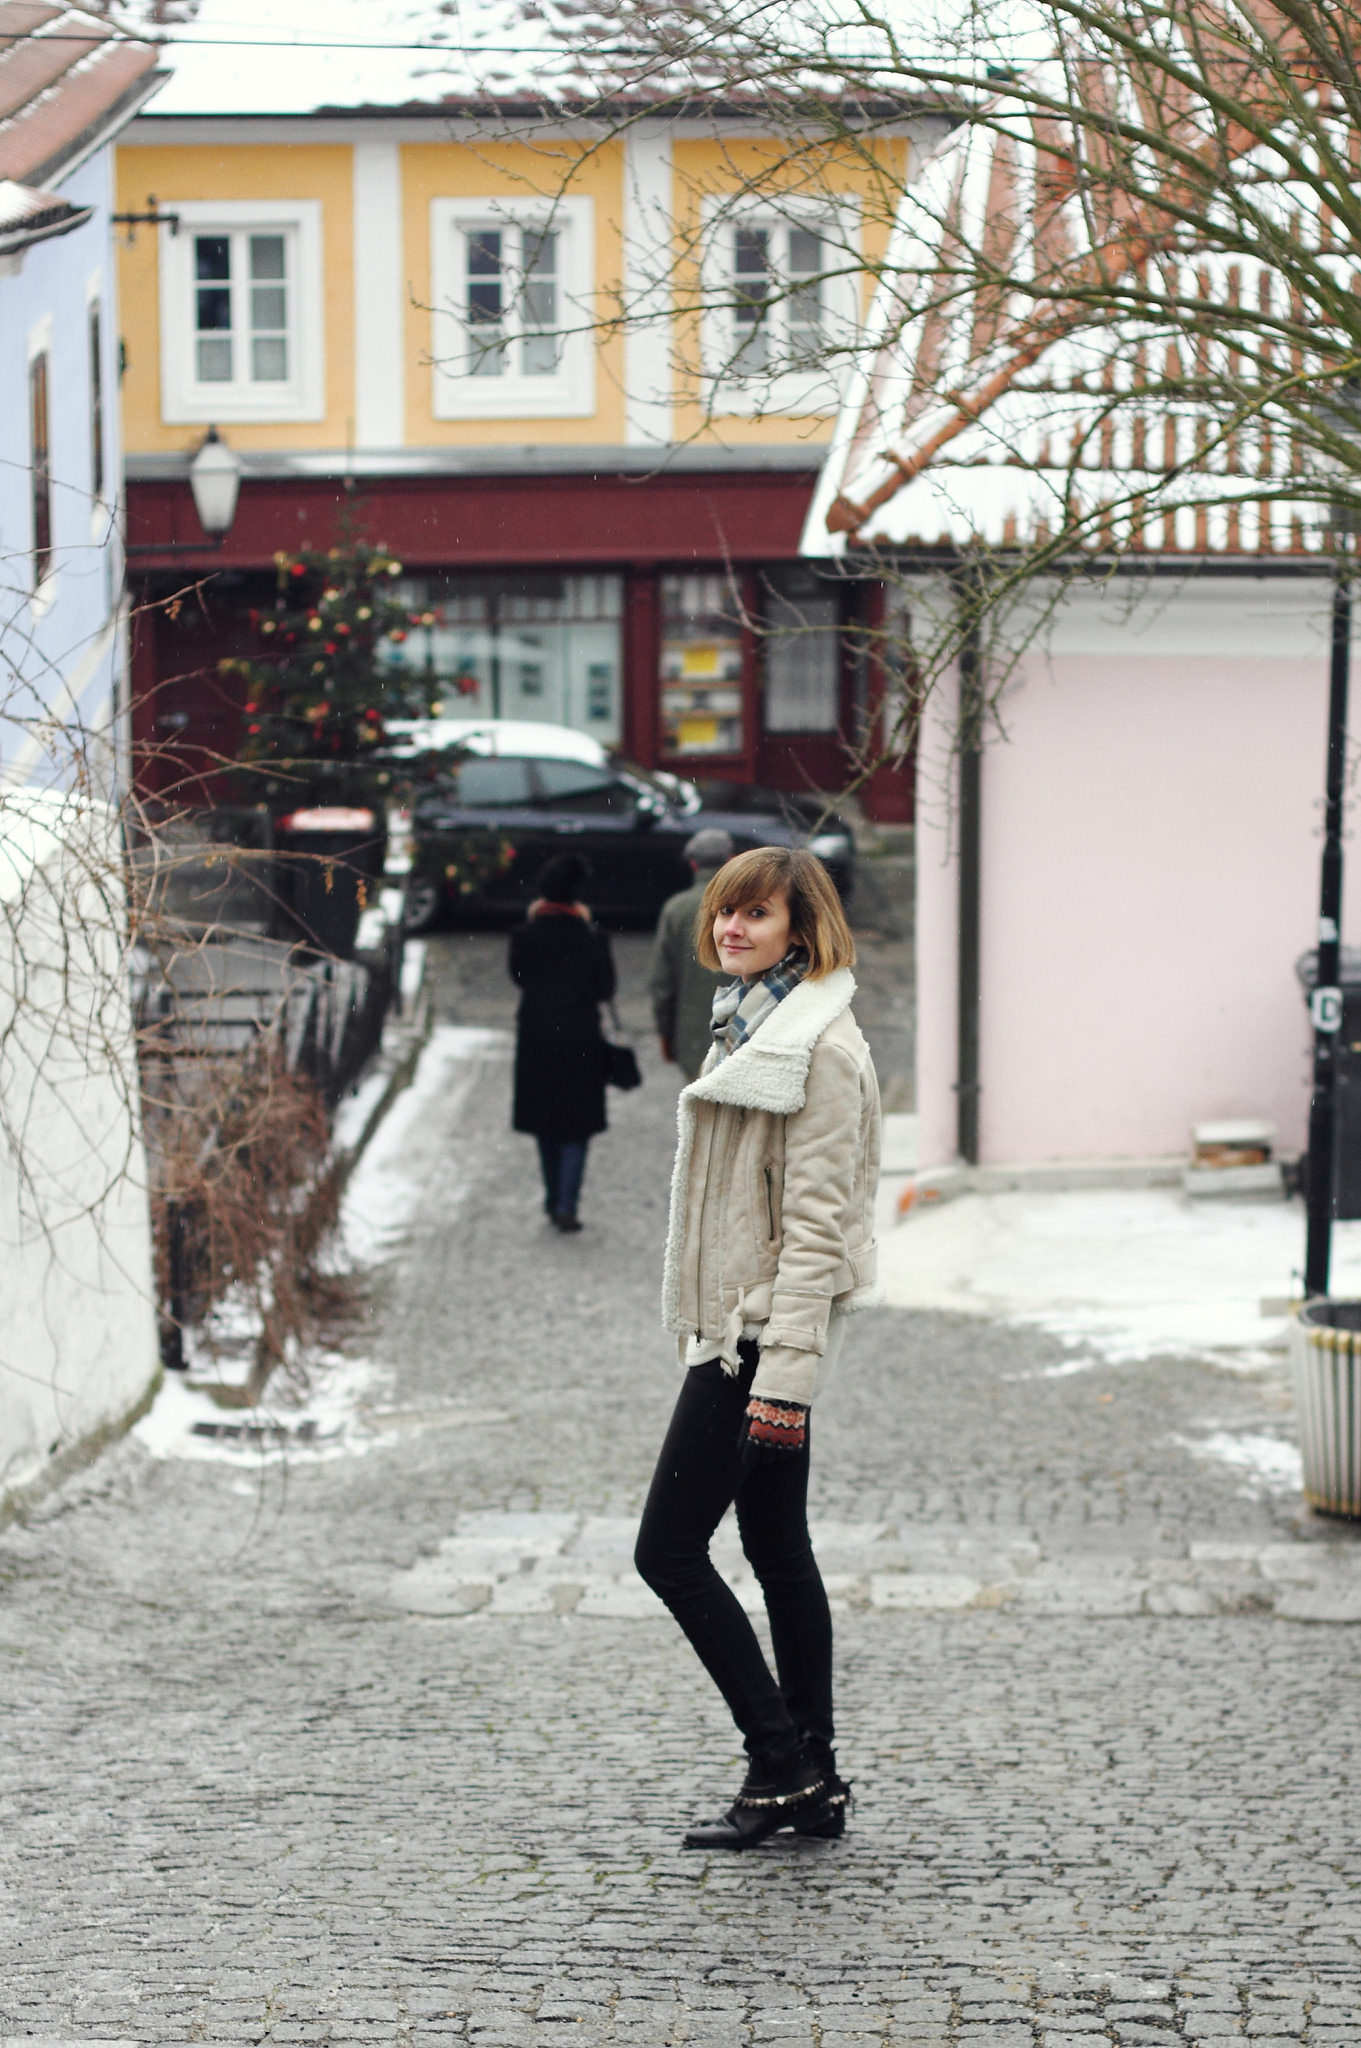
[126,459,911,821]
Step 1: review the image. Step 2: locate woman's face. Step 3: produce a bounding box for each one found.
[713,888,793,980]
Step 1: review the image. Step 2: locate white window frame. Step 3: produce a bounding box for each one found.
[28,313,57,617]
[158,200,324,424]
[87,268,109,534]
[430,195,595,420]
[701,195,861,418]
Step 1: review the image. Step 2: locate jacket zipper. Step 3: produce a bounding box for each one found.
[696,1113,713,1333]
[696,1107,736,1337]
[763,1165,776,1240]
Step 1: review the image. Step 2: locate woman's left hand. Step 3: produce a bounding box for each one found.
[740,1396,808,1460]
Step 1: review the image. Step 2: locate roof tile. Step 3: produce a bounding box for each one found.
[0,28,158,183]
[0,25,106,125]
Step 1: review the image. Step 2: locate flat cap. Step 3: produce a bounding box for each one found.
[684,827,735,868]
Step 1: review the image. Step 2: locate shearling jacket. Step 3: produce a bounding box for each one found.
[661,966,881,1407]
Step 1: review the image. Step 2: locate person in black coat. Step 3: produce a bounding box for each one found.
[509,853,616,1232]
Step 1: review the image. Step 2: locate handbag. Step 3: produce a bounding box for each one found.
[603,1003,643,1091]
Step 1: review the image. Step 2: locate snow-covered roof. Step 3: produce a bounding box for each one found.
[0,0,161,181]
[0,174,89,254]
[139,0,938,122]
[141,0,506,119]
[805,63,1360,560]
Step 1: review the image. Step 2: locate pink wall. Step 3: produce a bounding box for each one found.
[915,576,1350,1166]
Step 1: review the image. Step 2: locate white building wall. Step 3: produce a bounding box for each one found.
[622,124,674,447]
[914,574,1345,1168]
[0,803,159,1499]
[0,142,158,1506]
[352,137,406,450]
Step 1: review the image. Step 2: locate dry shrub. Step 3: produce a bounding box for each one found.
[144,1043,351,1401]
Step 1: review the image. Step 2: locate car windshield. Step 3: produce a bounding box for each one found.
[392,735,701,815]
[440,757,535,807]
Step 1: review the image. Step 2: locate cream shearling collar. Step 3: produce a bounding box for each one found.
[681,967,857,1117]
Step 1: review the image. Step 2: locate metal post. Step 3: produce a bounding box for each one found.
[1305,574,1352,1296]
[956,579,984,1165]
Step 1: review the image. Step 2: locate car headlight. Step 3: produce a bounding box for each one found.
[807,831,852,860]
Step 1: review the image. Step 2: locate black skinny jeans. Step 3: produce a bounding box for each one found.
[634,1342,833,1772]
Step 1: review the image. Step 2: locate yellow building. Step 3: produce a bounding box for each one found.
[119,16,942,809]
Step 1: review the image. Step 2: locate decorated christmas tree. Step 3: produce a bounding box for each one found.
[225,540,439,801]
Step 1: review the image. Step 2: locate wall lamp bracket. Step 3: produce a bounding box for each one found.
[125,426,242,558]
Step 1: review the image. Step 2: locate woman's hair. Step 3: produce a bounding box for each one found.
[534,852,590,902]
[694,845,856,978]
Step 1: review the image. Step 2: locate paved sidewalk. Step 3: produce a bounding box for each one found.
[2,932,1360,2047]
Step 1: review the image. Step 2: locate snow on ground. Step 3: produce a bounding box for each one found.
[340,1024,507,1266]
[135,1025,507,1462]
[879,1186,1361,1366]
[134,1353,391,1465]
[1176,1431,1305,1494]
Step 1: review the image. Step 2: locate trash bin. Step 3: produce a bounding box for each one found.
[275,803,386,960]
[1295,948,1361,1218]
[1291,1298,1361,1517]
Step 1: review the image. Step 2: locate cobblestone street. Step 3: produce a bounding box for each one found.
[3,926,1361,2047]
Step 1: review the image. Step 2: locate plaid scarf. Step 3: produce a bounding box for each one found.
[710,947,809,1063]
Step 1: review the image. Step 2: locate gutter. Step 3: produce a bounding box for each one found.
[845,545,1350,582]
[0,196,92,262]
[954,568,983,1166]
[125,442,827,484]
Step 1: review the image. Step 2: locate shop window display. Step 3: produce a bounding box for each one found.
[659,574,745,758]
[383,574,622,743]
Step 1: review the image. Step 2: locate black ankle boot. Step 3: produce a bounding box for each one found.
[791,1771,852,1839]
[789,1744,851,1839]
[683,1749,824,1851]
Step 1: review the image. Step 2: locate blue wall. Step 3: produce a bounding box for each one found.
[1,146,124,790]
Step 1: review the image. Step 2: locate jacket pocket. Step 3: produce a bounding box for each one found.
[763,1165,776,1241]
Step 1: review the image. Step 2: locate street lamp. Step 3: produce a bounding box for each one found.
[125,424,243,557]
[188,426,241,540]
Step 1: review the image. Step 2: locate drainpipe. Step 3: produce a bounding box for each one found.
[1304,572,1352,1296]
[956,573,984,1165]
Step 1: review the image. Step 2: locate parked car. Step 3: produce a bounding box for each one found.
[382,718,856,929]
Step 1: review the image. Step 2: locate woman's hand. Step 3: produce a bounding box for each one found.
[740,1396,808,1461]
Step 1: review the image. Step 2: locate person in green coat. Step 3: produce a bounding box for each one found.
[648,828,735,1081]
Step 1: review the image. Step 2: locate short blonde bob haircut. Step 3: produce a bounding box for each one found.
[694,845,856,979]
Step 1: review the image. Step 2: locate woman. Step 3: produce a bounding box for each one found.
[509,853,616,1233]
[635,845,880,1849]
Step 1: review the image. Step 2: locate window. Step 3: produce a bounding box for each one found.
[383,575,622,741]
[532,761,635,813]
[29,348,51,588]
[431,197,595,419]
[192,229,290,386]
[731,223,825,375]
[453,758,534,808]
[88,296,105,505]
[465,224,561,379]
[703,199,860,416]
[764,581,841,734]
[158,201,324,423]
